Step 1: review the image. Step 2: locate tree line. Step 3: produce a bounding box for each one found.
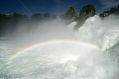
[0,12,58,36]
[100,5,119,17]
[0,4,119,36]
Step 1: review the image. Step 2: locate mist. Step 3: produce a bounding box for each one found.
[10,18,79,48]
[0,14,119,79]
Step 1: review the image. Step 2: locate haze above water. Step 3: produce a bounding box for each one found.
[0,15,119,79]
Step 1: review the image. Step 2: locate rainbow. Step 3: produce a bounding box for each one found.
[8,40,100,61]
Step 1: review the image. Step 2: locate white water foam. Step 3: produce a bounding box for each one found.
[0,15,119,79]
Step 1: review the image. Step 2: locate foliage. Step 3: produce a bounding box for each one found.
[0,12,57,36]
[64,6,75,19]
[2,4,119,35]
[80,4,96,16]
[100,5,119,17]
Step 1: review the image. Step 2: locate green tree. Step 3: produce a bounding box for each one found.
[80,4,96,16]
[110,7,115,13]
[0,13,1,18]
[65,6,75,19]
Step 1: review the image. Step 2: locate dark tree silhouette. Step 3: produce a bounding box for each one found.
[100,5,119,17]
[65,6,75,19]
[74,4,96,30]
[80,4,96,17]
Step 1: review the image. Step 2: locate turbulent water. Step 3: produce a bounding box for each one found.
[0,15,119,79]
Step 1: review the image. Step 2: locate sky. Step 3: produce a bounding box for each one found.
[0,0,119,16]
